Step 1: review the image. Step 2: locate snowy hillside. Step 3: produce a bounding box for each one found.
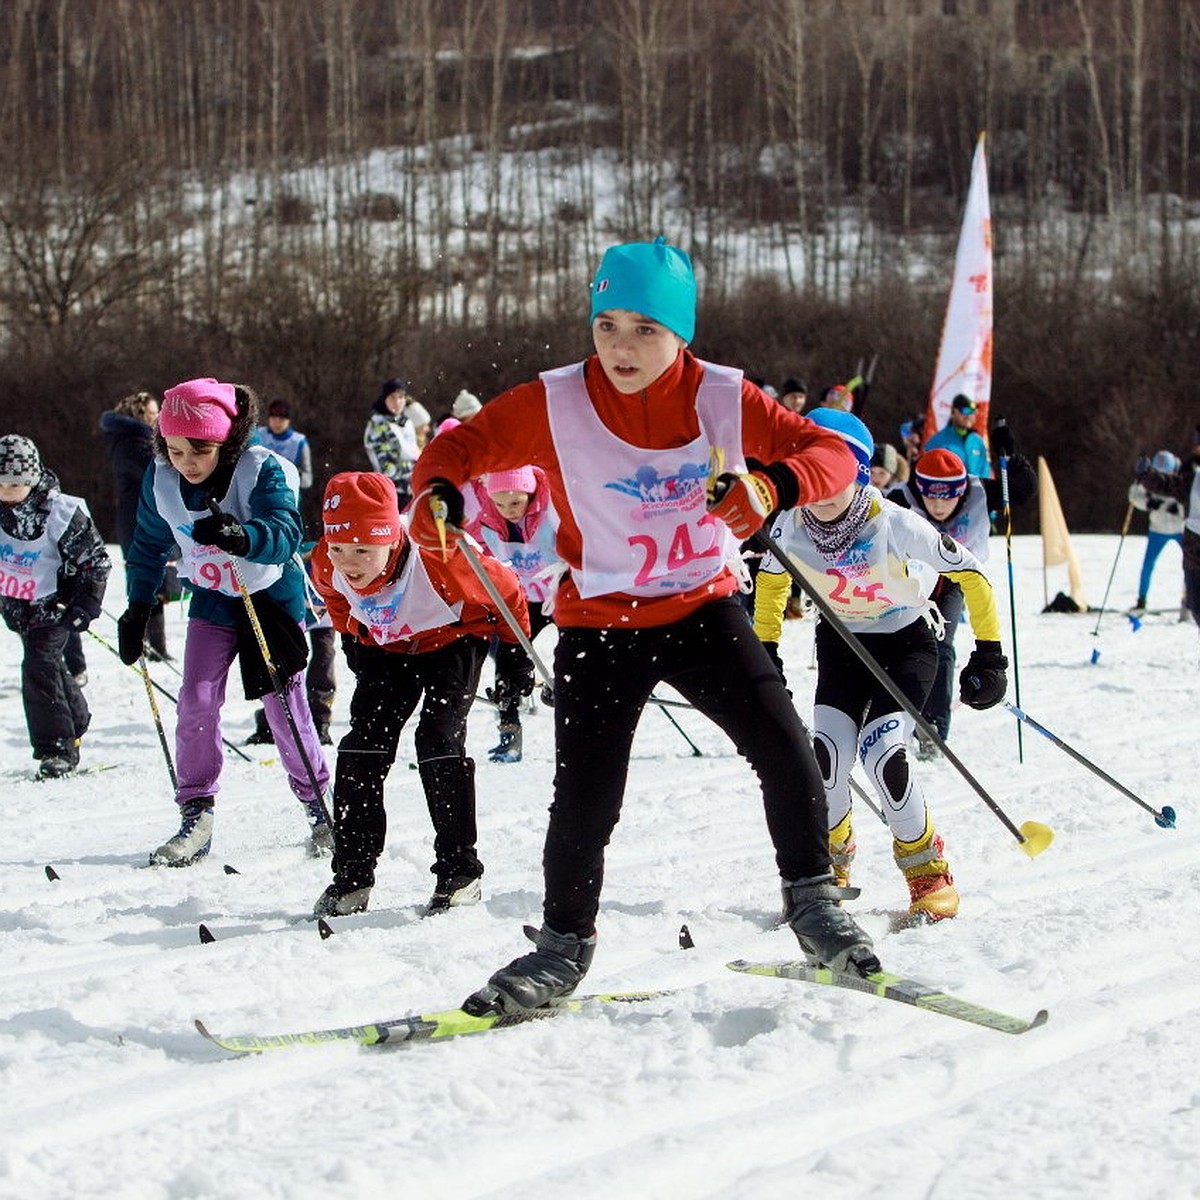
[2,533,1198,1200]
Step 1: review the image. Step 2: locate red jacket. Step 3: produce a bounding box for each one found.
[311,536,529,655]
[410,349,857,629]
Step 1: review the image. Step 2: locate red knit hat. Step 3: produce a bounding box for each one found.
[322,472,403,544]
[914,448,969,499]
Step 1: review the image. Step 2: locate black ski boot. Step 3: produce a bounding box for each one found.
[783,874,880,976]
[463,924,596,1015]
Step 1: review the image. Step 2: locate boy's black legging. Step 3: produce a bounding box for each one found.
[23,622,90,759]
[543,596,829,936]
[331,636,486,891]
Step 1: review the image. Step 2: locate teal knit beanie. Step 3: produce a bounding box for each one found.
[589,236,697,343]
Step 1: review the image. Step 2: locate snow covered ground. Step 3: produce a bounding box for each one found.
[2,533,1198,1200]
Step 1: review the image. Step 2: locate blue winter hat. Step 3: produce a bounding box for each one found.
[806,408,874,486]
[589,236,697,343]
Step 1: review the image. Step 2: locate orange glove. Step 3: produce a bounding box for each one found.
[708,471,777,539]
[408,479,465,558]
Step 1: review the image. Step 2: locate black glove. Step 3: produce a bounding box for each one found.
[959,640,1008,710]
[409,478,466,553]
[990,418,1015,459]
[117,602,154,665]
[191,502,250,556]
[1134,455,1153,477]
[61,604,95,634]
[761,640,790,692]
[340,632,361,675]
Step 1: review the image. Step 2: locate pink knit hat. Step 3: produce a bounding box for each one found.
[159,378,239,443]
[484,467,536,495]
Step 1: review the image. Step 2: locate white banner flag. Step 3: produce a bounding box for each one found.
[926,132,993,447]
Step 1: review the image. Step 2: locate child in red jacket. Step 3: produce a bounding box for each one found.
[310,471,528,917]
[409,236,878,1014]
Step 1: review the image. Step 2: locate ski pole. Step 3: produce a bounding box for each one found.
[647,695,703,757]
[213,504,333,829]
[85,627,253,761]
[1090,503,1134,644]
[138,655,177,788]
[999,452,1024,762]
[455,531,704,756]
[749,527,1053,857]
[1002,701,1176,828]
[849,775,887,826]
[455,535,555,689]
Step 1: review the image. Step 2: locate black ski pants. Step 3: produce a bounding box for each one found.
[331,635,487,892]
[21,621,89,761]
[544,596,830,936]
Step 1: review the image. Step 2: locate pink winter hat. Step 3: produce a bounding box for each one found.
[159,378,238,443]
[484,467,536,495]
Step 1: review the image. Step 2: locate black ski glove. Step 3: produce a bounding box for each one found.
[959,640,1008,710]
[191,502,250,556]
[117,602,154,665]
[61,603,96,634]
[1134,455,1153,478]
[409,479,466,554]
[990,417,1016,459]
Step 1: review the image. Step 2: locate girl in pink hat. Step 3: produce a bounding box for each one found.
[466,465,562,763]
[116,377,331,867]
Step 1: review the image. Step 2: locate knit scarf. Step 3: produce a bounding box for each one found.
[800,486,871,560]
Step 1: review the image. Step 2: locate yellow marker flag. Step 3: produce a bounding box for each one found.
[1038,456,1088,609]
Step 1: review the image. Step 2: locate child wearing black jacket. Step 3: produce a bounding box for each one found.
[0,434,110,778]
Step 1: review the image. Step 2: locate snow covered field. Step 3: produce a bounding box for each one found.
[2,533,1198,1200]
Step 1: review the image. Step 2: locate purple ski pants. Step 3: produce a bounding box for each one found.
[173,617,330,807]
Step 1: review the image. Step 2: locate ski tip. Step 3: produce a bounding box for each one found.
[198,923,216,944]
[317,918,335,940]
[44,864,60,881]
[223,863,240,875]
[1155,805,1177,829]
[678,923,695,950]
[1029,1008,1050,1031]
[194,1018,214,1039]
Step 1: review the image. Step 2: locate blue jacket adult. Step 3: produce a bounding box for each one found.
[923,423,992,479]
[99,409,156,551]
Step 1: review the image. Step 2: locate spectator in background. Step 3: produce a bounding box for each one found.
[406,402,433,451]
[869,442,903,494]
[364,377,422,508]
[99,390,172,662]
[923,394,992,479]
[451,390,483,422]
[819,383,855,413]
[900,414,925,466]
[777,378,808,413]
[256,400,314,491]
